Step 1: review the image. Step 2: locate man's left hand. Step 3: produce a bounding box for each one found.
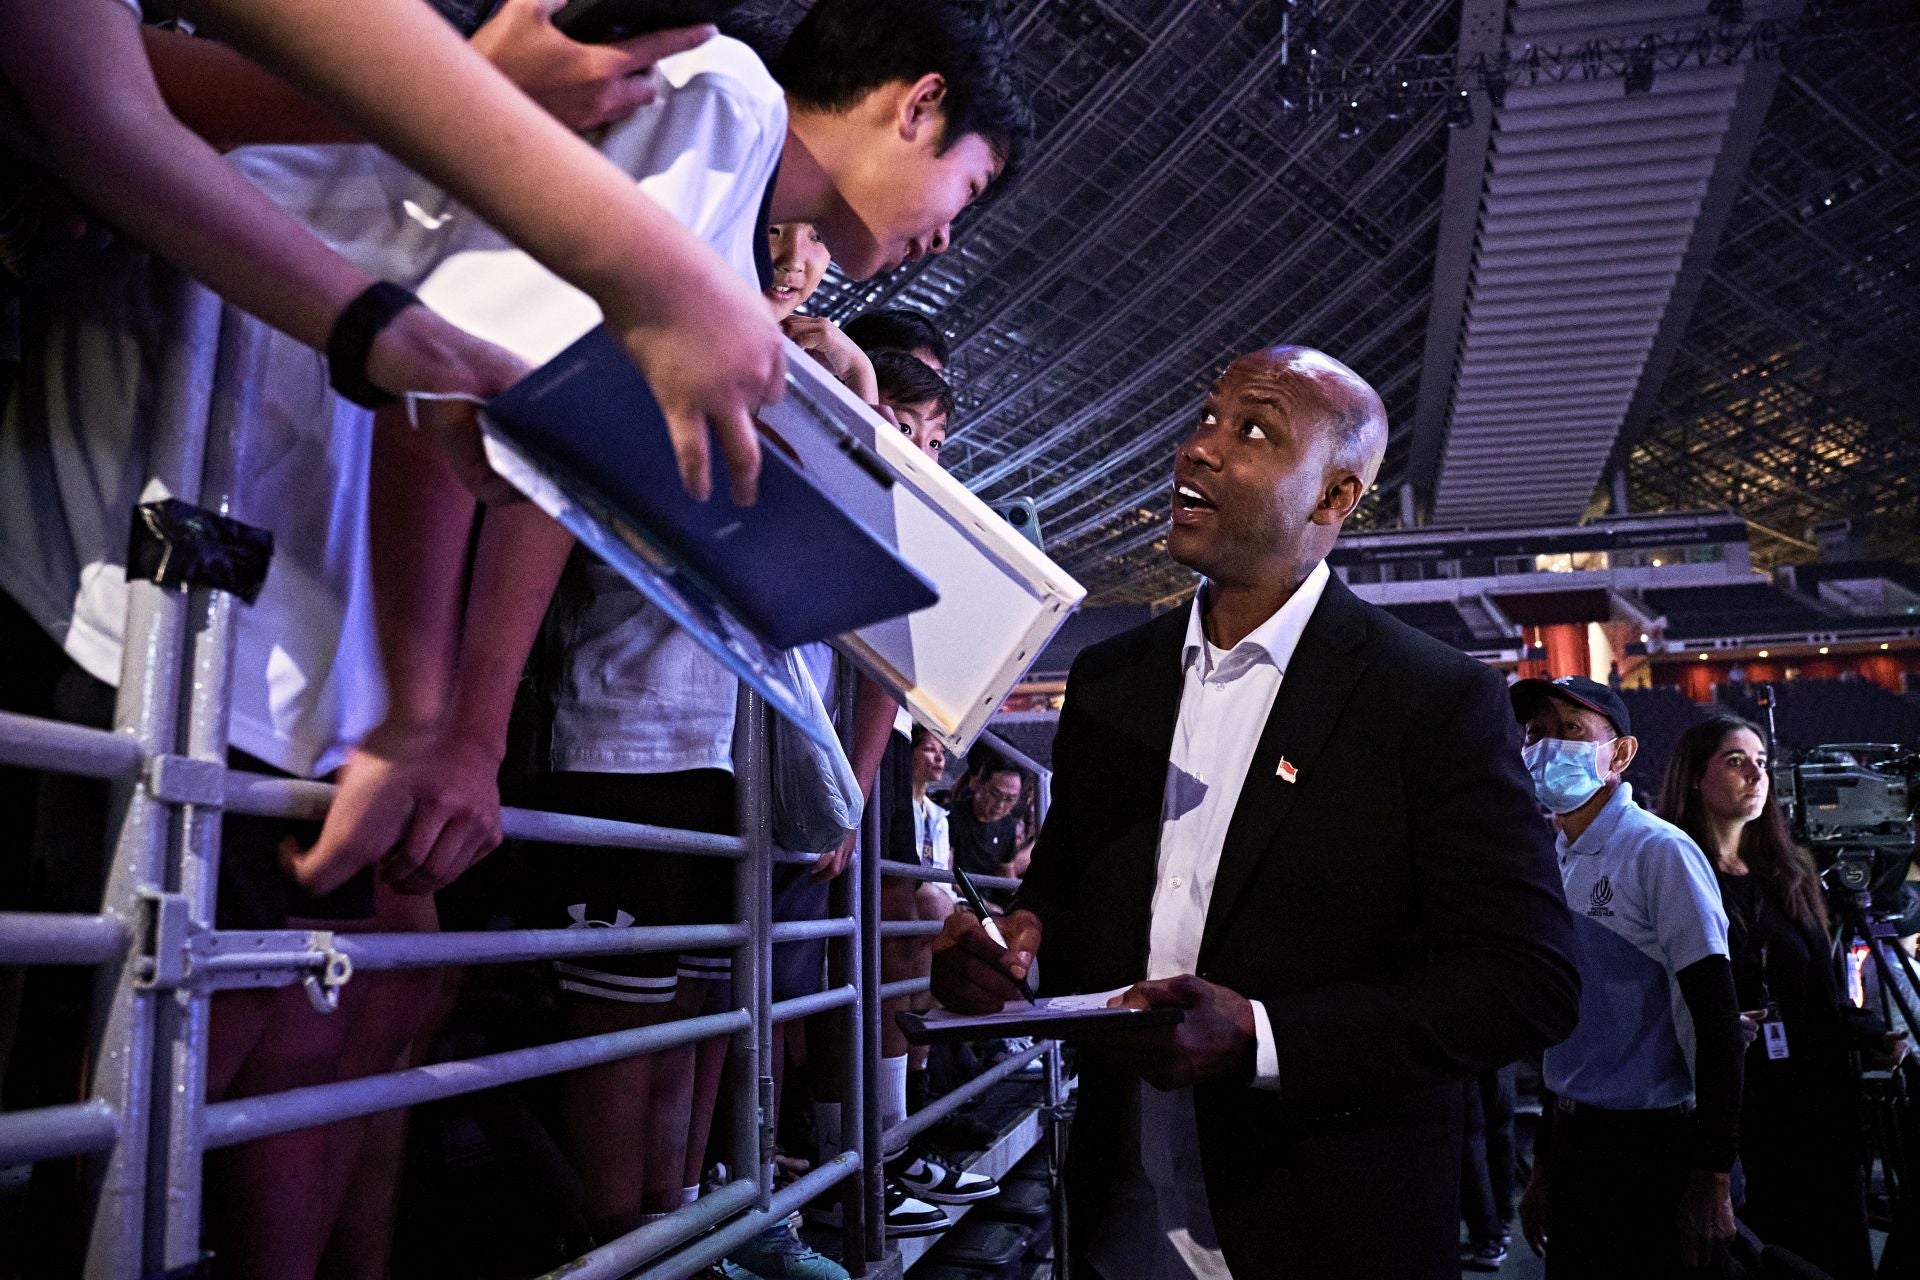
[1095,974,1256,1091]
[1674,1168,1734,1269]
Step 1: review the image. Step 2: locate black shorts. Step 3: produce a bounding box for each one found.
[769,863,831,1003]
[518,768,738,1004]
[1,592,373,928]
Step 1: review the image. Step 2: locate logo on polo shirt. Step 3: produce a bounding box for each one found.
[1587,875,1615,918]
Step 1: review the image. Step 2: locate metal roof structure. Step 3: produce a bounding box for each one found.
[766,0,1920,603]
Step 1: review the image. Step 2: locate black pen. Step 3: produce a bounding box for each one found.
[950,862,1037,1005]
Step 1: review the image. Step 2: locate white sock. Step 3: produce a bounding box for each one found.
[812,1101,842,1155]
[681,1184,699,1207]
[879,1054,909,1140]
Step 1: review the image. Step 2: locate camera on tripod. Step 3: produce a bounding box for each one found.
[1775,742,1917,914]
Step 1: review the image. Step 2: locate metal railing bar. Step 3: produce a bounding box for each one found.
[768,917,855,944]
[327,924,749,972]
[0,710,144,781]
[223,771,751,860]
[0,912,128,966]
[771,985,857,1025]
[878,920,943,939]
[881,1039,1049,1153]
[202,1008,750,1150]
[0,1099,120,1164]
[877,978,930,1003]
[630,1151,863,1280]
[531,1178,760,1280]
[877,859,1020,892]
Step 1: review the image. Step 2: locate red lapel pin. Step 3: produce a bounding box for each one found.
[1277,757,1298,784]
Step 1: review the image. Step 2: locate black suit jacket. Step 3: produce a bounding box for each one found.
[1014,575,1578,1279]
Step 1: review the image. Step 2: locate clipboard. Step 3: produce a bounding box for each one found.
[896,989,1183,1045]
[754,347,1086,753]
[478,326,939,755]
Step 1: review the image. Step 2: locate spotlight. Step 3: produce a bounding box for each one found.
[1445,89,1474,129]
[1819,646,1830,654]
[1274,62,1302,111]
[1383,79,1410,121]
[1625,38,1656,95]
[1337,100,1363,138]
[1758,650,1769,658]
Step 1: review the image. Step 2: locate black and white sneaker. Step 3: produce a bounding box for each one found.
[803,1182,950,1238]
[887,1150,999,1205]
[883,1181,951,1237]
[1463,1236,1508,1272]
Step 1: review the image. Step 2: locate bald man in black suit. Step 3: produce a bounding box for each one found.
[933,345,1579,1279]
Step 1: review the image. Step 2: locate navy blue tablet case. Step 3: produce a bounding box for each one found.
[483,324,937,649]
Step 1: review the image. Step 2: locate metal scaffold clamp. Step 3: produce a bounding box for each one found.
[301,936,353,1015]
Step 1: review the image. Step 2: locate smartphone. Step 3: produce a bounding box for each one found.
[997,496,1046,552]
[551,0,743,43]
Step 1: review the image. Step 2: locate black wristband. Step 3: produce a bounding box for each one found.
[326,281,420,409]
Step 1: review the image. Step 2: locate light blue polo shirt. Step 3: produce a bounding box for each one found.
[1545,783,1729,1110]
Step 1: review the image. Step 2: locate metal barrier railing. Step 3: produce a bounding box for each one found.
[0,341,1064,1277]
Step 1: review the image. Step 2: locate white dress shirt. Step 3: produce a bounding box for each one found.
[1087,559,1331,1280]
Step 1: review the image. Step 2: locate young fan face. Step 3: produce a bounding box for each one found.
[890,398,949,465]
[819,77,1004,278]
[911,732,946,788]
[765,222,831,319]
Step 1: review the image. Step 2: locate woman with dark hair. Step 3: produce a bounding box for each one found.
[1660,714,1909,1279]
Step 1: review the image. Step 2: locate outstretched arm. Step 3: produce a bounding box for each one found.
[180,0,786,504]
[284,465,574,897]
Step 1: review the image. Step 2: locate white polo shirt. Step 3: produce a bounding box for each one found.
[1088,561,1328,1280]
[1544,782,1729,1110]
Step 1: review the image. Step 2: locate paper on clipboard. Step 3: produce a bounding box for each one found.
[756,343,1086,754]
[897,987,1184,1045]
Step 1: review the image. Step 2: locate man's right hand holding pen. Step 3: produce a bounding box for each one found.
[931,906,1043,1014]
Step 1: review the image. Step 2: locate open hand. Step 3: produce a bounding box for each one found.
[280,726,504,898]
[1094,974,1256,1091]
[781,314,878,404]
[473,0,715,132]
[809,829,855,883]
[930,908,1040,1014]
[605,254,785,506]
[1674,1168,1734,1269]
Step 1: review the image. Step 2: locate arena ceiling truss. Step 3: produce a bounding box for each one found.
[763,0,1920,601]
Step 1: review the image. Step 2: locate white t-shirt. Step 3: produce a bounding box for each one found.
[0,36,784,779]
[241,36,789,775]
[0,250,385,778]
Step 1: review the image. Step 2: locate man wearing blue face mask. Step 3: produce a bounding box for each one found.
[1510,675,1743,1280]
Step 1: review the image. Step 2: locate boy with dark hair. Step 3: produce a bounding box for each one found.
[845,307,952,371]
[281,0,1031,1249]
[871,348,955,461]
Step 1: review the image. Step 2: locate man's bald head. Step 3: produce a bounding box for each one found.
[1231,344,1388,487]
[1170,343,1389,593]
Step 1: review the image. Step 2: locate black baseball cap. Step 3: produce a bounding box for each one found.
[1509,675,1632,738]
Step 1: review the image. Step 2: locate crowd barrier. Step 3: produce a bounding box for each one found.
[0,390,1066,1278]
